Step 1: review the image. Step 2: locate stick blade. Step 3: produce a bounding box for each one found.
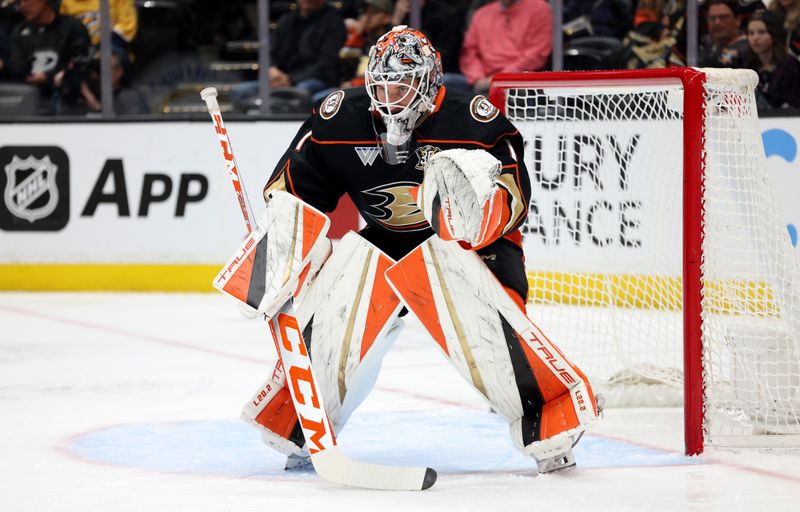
[312,447,437,491]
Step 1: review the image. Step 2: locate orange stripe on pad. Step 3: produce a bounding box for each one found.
[222,247,256,304]
[520,318,598,415]
[300,204,329,261]
[254,387,299,440]
[361,253,401,359]
[386,245,449,356]
[516,331,570,403]
[539,391,582,440]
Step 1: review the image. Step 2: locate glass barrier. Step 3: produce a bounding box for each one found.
[0,0,797,121]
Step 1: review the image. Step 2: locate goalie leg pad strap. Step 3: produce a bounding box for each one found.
[242,231,404,452]
[386,236,599,458]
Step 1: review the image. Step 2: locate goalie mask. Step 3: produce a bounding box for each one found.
[366,26,443,164]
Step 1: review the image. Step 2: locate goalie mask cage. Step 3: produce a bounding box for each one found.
[488,68,800,455]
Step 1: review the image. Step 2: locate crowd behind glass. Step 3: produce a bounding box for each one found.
[0,0,797,117]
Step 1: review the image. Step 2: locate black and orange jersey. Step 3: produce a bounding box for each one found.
[264,86,530,249]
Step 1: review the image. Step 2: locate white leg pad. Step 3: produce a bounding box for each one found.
[295,231,404,431]
[387,236,600,459]
[241,230,405,455]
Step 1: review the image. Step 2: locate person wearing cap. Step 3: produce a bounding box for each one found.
[746,9,800,109]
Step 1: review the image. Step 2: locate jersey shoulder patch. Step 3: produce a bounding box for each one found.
[469,95,500,123]
[319,90,345,120]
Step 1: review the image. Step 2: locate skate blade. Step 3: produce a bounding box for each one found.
[536,449,576,474]
[284,453,312,470]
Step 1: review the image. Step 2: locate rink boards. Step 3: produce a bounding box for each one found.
[0,118,798,291]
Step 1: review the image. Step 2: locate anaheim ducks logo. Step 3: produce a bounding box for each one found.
[320,90,345,120]
[470,95,499,123]
[30,50,59,74]
[361,181,428,230]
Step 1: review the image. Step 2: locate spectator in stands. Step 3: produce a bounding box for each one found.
[699,0,748,67]
[769,0,800,57]
[746,10,800,109]
[0,0,20,34]
[62,44,148,115]
[619,0,674,69]
[659,0,686,65]
[60,0,138,54]
[563,0,633,41]
[230,0,346,109]
[391,0,464,76]
[738,0,768,28]
[465,0,493,23]
[460,0,552,93]
[339,0,394,89]
[6,0,90,114]
[337,0,366,20]
[269,0,346,99]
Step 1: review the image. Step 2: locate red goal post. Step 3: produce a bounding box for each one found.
[489,68,800,455]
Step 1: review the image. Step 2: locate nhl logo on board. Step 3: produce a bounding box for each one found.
[414,145,440,170]
[4,155,59,222]
[0,146,70,231]
[320,90,345,120]
[470,95,499,123]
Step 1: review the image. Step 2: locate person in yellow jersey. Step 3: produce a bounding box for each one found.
[60,0,137,52]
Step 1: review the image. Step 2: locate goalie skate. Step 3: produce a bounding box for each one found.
[285,453,312,470]
[536,449,576,474]
[534,393,604,474]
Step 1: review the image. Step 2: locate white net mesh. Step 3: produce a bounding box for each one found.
[497,69,800,449]
[701,69,800,447]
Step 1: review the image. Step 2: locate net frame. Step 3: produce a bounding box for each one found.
[488,68,794,456]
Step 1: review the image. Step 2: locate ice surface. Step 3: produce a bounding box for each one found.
[1,293,798,511]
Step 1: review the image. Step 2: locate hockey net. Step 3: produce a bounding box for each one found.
[489,68,800,454]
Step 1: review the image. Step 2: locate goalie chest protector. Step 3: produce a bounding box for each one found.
[276,87,526,236]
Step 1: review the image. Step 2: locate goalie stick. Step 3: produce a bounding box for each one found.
[201,87,437,491]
